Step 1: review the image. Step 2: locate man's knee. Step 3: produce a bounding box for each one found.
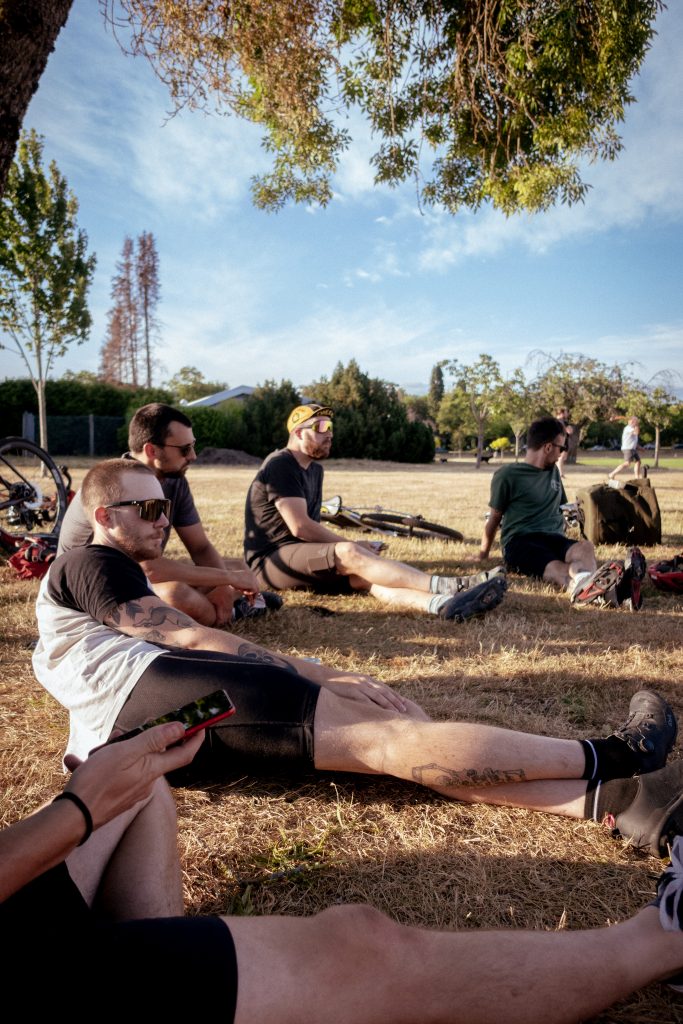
[317,904,404,956]
[334,540,370,575]
[569,540,595,562]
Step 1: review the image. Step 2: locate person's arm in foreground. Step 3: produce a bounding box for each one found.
[479,508,503,560]
[106,595,406,711]
[0,722,202,904]
[140,554,260,594]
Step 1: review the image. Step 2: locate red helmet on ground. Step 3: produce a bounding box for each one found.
[648,555,683,593]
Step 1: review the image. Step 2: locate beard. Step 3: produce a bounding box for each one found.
[160,465,188,479]
[304,438,332,461]
[115,530,165,563]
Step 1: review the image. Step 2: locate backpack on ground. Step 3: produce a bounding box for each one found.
[575,479,661,546]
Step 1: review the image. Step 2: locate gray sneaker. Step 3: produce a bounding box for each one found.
[438,576,507,621]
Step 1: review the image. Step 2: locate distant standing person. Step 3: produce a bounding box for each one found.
[609,416,642,480]
[555,408,573,480]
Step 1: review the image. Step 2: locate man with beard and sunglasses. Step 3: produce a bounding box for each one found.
[243,404,506,621]
[58,403,273,627]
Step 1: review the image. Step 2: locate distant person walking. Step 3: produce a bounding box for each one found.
[609,416,642,480]
[555,407,573,479]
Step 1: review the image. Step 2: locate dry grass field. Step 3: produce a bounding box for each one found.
[1,455,682,1022]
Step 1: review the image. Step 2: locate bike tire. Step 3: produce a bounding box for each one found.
[358,512,463,543]
[0,436,68,539]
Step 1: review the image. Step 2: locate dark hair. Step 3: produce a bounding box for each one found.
[81,459,155,519]
[527,416,566,450]
[128,403,192,452]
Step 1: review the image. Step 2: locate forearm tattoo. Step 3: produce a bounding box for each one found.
[108,600,197,643]
[411,763,527,789]
[236,642,299,674]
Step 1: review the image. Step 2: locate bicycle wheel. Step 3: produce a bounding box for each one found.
[0,436,68,539]
[359,512,464,542]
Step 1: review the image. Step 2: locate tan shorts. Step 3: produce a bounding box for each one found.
[254,542,353,593]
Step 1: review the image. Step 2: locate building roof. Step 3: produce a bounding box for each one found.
[183,385,255,408]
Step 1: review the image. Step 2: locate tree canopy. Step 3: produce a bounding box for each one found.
[109,0,663,213]
[0,2,664,211]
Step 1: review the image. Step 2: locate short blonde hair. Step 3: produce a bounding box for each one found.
[81,459,155,521]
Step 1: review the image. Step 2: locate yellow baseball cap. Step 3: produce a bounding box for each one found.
[287,404,334,433]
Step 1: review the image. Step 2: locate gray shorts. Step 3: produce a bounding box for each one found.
[255,541,354,593]
[622,449,640,463]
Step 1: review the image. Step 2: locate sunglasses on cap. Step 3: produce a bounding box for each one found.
[305,419,333,434]
[105,498,171,522]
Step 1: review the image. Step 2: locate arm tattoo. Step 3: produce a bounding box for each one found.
[411,763,527,790]
[107,601,197,643]
[236,642,298,674]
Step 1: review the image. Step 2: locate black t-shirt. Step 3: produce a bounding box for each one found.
[46,544,153,621]
[243,449,324,567]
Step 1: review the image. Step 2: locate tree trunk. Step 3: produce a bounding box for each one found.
[654,425,661,469]
[0,1,74,196]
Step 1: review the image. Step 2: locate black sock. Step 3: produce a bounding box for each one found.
[584,777,638,822]
[580,736,642,782]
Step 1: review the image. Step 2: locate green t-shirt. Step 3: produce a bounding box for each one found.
[489,463,567,550]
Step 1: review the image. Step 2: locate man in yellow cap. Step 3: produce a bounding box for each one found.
[243,404,506,620]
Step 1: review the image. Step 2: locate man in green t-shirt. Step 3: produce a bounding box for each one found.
[479,416,600,599]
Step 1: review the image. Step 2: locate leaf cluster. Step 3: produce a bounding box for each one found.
[110,0,662,212]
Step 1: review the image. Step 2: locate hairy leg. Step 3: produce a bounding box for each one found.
[312,690,589,816]
[229,904,683,1024]
[334,541,432,592]
[66,779,183,920]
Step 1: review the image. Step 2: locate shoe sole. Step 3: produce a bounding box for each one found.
[571,563,624,606]
[440,577,507,621]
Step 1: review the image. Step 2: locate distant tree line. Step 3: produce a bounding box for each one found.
[403,353,682,468]
[0,360,436,463]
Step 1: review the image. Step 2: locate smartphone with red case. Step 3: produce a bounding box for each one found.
[109,689,236,744]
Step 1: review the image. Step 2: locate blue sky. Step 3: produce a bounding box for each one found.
[1,0,682,395]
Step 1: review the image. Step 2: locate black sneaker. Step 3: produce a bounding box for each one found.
[438,566,506,595]
[613,761,683,857]
[438,576,507,621]
[611,690,678,775]
[617,547,647,611]
[570,562,624,607]
[652,836,683,991]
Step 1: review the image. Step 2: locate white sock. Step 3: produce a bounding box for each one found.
[569,570,592,595]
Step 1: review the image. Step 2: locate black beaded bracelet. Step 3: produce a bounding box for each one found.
[52,792,94,846]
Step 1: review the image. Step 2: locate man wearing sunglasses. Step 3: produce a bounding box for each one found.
[243,404,506,621]
[479,416,607,600]
[58,403,267,627]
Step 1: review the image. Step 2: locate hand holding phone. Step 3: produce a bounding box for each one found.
[109,689,235,745]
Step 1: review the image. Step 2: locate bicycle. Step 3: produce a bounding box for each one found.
[320,495,464,542]
[0,436,70,557]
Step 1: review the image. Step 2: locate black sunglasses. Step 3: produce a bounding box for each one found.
[550,442,569,452]
[162,441,196,457]
[105,498,171,522]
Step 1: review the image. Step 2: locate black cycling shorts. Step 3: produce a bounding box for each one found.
[2,863,238,1019]
[504,532,577,579]
[115,648,320,784]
